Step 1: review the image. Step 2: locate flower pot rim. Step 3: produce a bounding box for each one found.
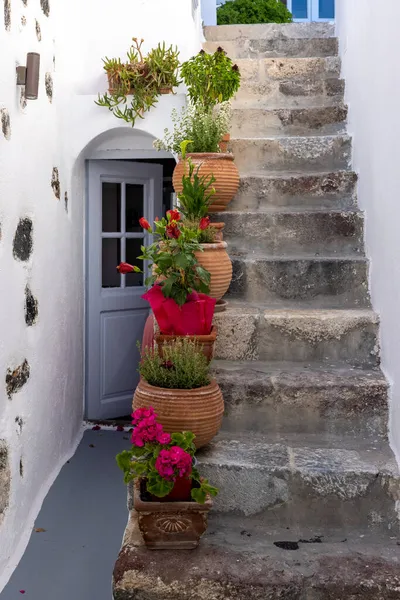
[137,378,220,395]
[210,222,225,229]
[134,479,213,512]
[199,241,228,250]
[182,152,234,161]
[155,325,218,343]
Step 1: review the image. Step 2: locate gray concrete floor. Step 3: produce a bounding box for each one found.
[0,429,131,600]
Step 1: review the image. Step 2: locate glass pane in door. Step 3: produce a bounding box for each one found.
[125,238,144,287]
[292,0,308,19]
[102,239,121,288]
[126,184,144,233]
[102,182,121,232]
[319,0,334,18]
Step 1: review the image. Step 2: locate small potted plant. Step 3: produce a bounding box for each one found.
[116,406,218,549]
[132,340,224,449]
[95,38,180,127]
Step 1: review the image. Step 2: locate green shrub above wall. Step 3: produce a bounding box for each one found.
[217,0,293,25]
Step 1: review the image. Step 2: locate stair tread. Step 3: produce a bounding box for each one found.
[239,168,356,179]
[219,300,377,317]
[230,254,368,261]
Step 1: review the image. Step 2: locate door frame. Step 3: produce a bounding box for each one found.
[85,159,163,420]
[287,0,335,21]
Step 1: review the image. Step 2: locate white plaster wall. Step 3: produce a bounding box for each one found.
[0,0,202,589]
[335,1,400,461]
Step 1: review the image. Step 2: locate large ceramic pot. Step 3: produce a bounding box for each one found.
[155,326,218,363]
[133,378,224,449]
[134,480,212,550]
[195,242,232,301]
[173,153,239,213]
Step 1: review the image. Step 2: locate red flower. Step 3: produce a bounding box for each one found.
[166,222,181,239]
[116,262,141,274]
[167,209,181,222]
[139,217,151,231]
[199,216,210,230]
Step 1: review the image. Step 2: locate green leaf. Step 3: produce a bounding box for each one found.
[191,487,207,504]
[174,253,190,269]
[116,450,133,472]
[147,474,174,498]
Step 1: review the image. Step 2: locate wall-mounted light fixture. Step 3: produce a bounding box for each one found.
[16,53,40,100]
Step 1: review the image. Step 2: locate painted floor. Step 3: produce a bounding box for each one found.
[0,429,131,600]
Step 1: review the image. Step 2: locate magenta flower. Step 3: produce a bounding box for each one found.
[131,415,164,447]
[155,446,192,481]
[157,432,172,445]
[131,406,156,426]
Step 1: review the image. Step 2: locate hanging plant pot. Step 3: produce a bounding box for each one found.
[195,242,232,301]
[133,378,224,449]
[134,479,212,550]
[155,326,218,363]
[173,153,240,213]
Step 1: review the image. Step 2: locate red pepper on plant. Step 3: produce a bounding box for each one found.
[199,216,210,230]
[165,222,181,239]
[139,217,152,231]
[166,209,181,222]
[116,262,141,274]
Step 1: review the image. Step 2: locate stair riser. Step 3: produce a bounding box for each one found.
[204,22,336,42]
[230,136,352,174]
[213,310,380,367]
[233,78,345,109]
[231,106,347,137]
[198,460,399,533]
[236,57,341,83]
[204,37,339,59]
[229,259,370,308]
[230,172,358,211]
[221,211,364,255]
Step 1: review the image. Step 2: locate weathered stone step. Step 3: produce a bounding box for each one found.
[213,304,379,367]
[204,37,338,59]
[228,257,370,308]
[197,432,400,532]
[204,22,336,42]
[219,210,364,256]
[231,171,358,211]
[115,513,400,600]
[213,360,388,438]
[230,135,352,174]
[233,77,345,109]
[231,106,347,137]
[236,57,341,83]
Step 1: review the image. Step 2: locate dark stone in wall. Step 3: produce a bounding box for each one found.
[15,416,23,434]
[25,285,38,326]
[20,88,27,110]
[64,191,68,213]
[13,218,33,261]
[22,0,27,5]
[40,0,49,17]
[35,19,41,41]
[1,108,10,140]
[6,359,30,398]
[19,458,23,477]
[21,15,26,25]
[4,0,10,31]
[45,73,53,103]
[51,167,60,200]
[0,441,10,522]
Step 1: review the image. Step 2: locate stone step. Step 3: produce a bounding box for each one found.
[204,22,336,41]
[213,360,388,438]
[115,513,400,600]
[204,36,339,59]
[228,257,370,308]
[231,106,347,137]
[219,210,364,256]
[213,304,380,367]
[197,432,400,532]
[230,171,358,211]
[230,135,352,174]
[233,77,345,109]
[236,57,341,83]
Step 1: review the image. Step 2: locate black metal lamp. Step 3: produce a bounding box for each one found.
[16,53,40,100]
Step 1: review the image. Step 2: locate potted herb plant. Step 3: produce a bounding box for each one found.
[116,406,218,549]
[96,38,180,127]
[132,339,224,449]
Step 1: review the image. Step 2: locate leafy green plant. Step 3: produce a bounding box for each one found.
[95,38,180,127]
[177,156,216,221]
[181,48,241,109]
[138,338,211,389]
[153,102,231,154]
[217,0,293,24]
[116,406,218,503]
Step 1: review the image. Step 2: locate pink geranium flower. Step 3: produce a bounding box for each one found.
[155,446,192,481]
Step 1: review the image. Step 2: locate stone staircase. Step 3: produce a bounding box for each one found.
[113,23,400,600]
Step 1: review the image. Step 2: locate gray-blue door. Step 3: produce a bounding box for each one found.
[86,160,163,419]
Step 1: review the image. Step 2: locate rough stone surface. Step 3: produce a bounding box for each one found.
[35,19,41,41]
[0,441,10,523]
[204,22,336,42]
[6,359,30,398]
[3,0,10,30]
[51,167,60,199]
[25,284,38,326]
[40,0,49,16]
[13,217,33,261]
[204,37,339,59]
[64,191,68,213]
[213,305,260,361]
[1,108,11,140]
[45,73,53,102]
[236,57,341,84]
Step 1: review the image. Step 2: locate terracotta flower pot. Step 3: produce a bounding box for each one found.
[159,86,173,94]
[155,326,218,363]
[173,153,240,213]
[210,222,225,241]
[218,133,230,153]
[134,479,212,549]
[195,242,232,301]
[133,378,224,449]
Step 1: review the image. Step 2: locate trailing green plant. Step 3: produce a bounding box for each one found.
[95,38,180,127]
[181,48,241,109]
[217,0,293,25]
[138,338,211,390]
[153,102,231,154]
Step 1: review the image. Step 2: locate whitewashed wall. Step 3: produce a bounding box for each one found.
[336,1,400,461]
[0,0,202,589]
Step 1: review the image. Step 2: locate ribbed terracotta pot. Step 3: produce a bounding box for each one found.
[133,379,224,449]
[155,326,218,363]
[173,153,239,213]
[195,242,232,301]
[210,222,225,241]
